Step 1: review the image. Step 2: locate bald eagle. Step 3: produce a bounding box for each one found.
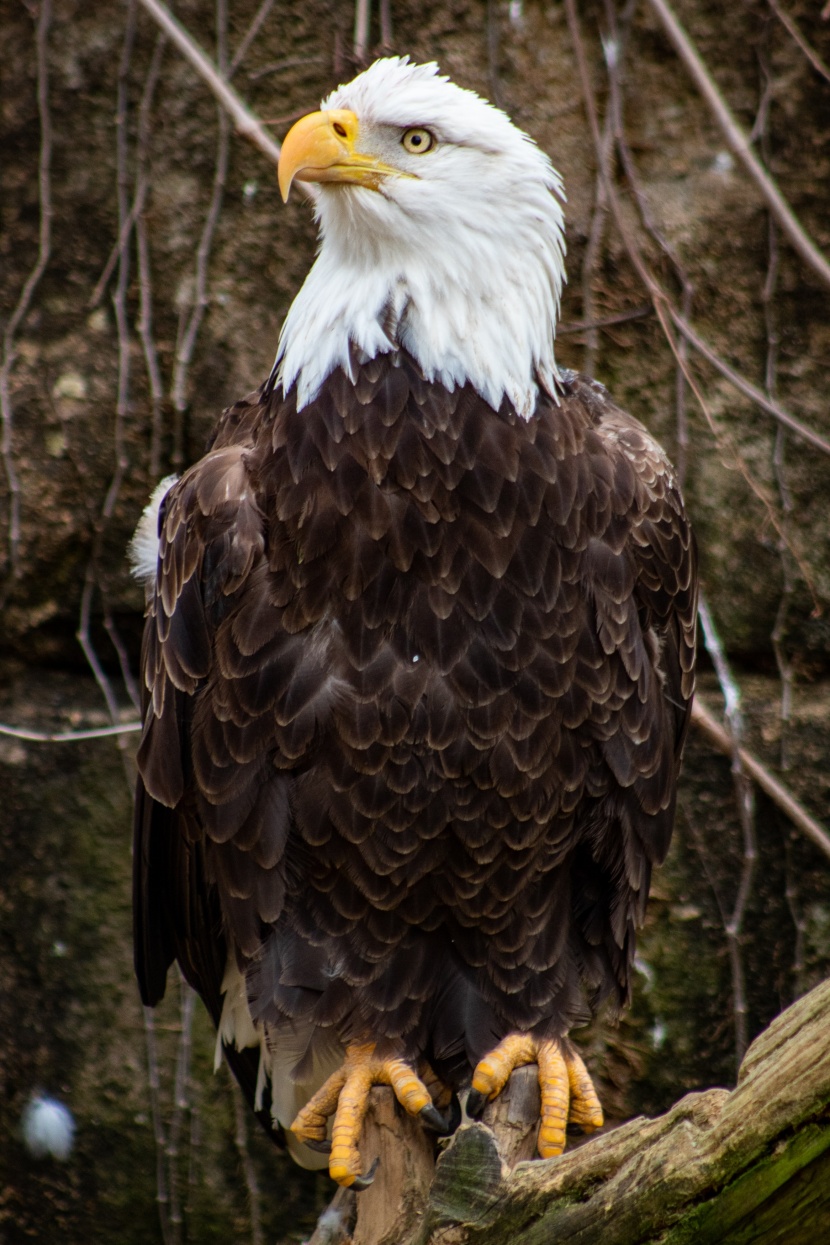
[132,58,697,1189]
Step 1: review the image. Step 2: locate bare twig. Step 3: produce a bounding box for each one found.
[89,191,147,310]
[691,699,830,863]
[755,43,797,774]
[487,0,503,108]
[1,0,52,594]
[228,0,276,78]
[644,0,830,292]
[674,283,693,491]
[666,309,830,458]
[229,1078,265,1245]
[354,0,371,64]
[143,1007,173,1245]
[0,719,140,743]
[135,0,282,165]
[379,0,392,49]
[697,596,756,1066]
[568,0,819,614]
[185,1072,202,1221]
[767,0,830,84]
[247,54,326,82]
[751,53,796,776]
[169,0,231,471]
[580,96,614,378]
[603,8,830,462]
[168,979,197,1243]
[557,304,653,335]
[783,842,807,1001]
[134,34,167,480]
[77,0,136,785]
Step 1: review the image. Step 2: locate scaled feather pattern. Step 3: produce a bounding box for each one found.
[133,57,697,1165]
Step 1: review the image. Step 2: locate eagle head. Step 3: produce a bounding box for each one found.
[275,57,567,419]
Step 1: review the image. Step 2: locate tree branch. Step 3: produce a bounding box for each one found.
[135,0,282,165]
[644,0,830,292]
[691,698,830,863]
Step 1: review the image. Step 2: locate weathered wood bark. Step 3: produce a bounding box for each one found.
[307,978,830,1244]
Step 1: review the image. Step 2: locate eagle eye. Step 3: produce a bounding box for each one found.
[401,128,435,155]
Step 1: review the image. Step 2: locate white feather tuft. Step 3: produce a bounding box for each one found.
[21,1095,75,1161]
[128,475,178,585]
[214,954,262,1074]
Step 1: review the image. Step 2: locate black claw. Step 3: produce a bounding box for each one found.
[304,1138,332,1153]
[351,1157,380,1192]
[419,1103,451,1134]
[466,1088,487,1118]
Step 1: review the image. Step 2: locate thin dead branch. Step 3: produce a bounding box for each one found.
[135,0,282,165]
[143,1006,174,1245]
[77,0,137,787]
[170,0,231,472]
[644,0,830,292]
[247,54,326,82]
[487,0,503,108]
[89,193,146,311]
[134,34,167,481]
[229,0,277,78]
[557,304,652,335]
[379,0,392,49]
[674,283,693,491]
[767,0,830,84]
[580,102,614,378]
[229,1078,265,1245]
[691,699,830,863]
[783,842,808,1001]
[567,0,822,607]
[1,0,52,595]
[354,0,371,64]
[603,8,830,461]
[697,595,756,1066]
[756,43,797,773]
[0,720,140,743]
[666,309,830,457]
[167,979,197,1243]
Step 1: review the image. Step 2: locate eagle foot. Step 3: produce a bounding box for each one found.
[466,1033,603,1158]
[290,1041,451,1188]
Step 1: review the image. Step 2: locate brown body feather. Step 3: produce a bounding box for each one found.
[134,352,696,1129]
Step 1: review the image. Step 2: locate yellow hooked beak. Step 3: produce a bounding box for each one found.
[278,109,413,202]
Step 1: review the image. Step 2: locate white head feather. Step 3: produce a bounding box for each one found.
[276,58,567,419]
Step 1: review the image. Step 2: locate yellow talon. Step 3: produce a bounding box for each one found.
[469,1033,603,1159]
[290,1041,448,1188]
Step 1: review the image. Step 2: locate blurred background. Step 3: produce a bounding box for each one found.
[1,0,829,1240]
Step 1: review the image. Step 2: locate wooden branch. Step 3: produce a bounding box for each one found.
[307,976,830,1244]
[414,977,830,1244]
[644,0,830,293]
[691,698,830,863]
[351,1088,436,1245]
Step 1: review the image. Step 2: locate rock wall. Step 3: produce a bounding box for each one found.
[2,0,829,1240]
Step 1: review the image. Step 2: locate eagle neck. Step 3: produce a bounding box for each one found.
[274,189,566,419]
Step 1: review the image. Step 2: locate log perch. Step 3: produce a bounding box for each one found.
[306,978,830,1244]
